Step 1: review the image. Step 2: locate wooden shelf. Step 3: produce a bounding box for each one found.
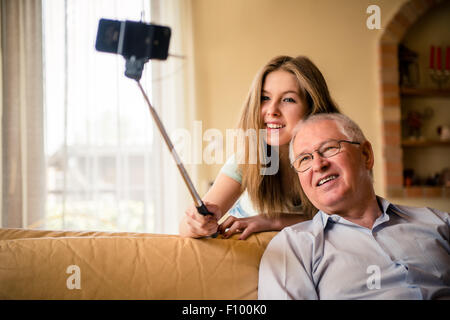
[403,186,449,198]
[402,139,450,147]
[400,87,450,97]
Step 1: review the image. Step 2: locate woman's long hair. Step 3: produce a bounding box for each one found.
[236,55,340,219]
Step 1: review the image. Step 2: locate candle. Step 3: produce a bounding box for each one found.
[437,46,442,70]
[446,47,450,71]
[430,46,435,69]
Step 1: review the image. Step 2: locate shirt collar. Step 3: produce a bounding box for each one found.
[377,196,393,214]
[318,196,394,230]
[318,210,341,229]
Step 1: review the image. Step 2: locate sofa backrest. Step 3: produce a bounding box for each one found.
[0,228,277,299]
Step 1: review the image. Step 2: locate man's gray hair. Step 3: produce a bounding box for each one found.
[289,113,368,163]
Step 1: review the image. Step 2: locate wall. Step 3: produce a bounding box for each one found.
[190,0,449,212]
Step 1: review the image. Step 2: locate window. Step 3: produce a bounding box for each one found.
[42,0,160,232]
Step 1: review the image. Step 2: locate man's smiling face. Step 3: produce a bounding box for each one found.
[292,119,373,214]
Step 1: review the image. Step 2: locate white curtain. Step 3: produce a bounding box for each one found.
[1,0,46,228]
[150,0,198,233]
[1,0,197,234]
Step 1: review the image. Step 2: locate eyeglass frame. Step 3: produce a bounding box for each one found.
[290,139,361,173]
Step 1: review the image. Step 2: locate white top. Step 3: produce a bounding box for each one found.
[219,155,258,217]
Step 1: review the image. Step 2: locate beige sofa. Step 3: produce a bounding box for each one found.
[0,228,277,299]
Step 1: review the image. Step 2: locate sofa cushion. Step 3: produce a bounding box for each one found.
[0,228,276,299]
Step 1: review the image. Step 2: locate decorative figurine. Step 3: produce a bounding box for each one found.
[437,125,450,141]
[399,44,420,87]
[439,168,450,188]
[404,107,433,140]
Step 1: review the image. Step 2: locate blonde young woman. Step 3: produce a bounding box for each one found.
[179,55,340,240]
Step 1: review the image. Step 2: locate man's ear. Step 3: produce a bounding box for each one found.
[360,140,374,170]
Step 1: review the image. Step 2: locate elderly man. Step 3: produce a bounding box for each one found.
[258,113,450,300]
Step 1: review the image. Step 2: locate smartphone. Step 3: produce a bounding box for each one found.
[95,18,171,60]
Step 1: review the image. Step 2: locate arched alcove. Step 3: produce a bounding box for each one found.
[379,0,450,198]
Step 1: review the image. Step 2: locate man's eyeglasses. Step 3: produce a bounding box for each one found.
[291,139,361,173]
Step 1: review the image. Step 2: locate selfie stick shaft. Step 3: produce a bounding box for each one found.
[136,80,212,216]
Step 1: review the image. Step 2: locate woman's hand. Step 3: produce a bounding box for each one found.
[218,213,308,240]
[218,214,279,240]
[179,201,222,238]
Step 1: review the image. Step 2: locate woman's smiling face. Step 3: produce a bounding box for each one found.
[260,70,307,146]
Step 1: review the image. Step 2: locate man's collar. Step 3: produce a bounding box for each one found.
[318,196,394,230]
[319,210,342,229]
[376,196,392,214]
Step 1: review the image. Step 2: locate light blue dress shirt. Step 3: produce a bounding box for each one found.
[258,197,450,299]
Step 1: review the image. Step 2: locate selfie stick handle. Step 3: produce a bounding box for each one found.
[135,80,213,217]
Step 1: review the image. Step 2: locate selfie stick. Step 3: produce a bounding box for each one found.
[135,80,214,217]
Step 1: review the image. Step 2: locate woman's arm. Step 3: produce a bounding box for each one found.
[178,173,243,238]
[219,213,308,240]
